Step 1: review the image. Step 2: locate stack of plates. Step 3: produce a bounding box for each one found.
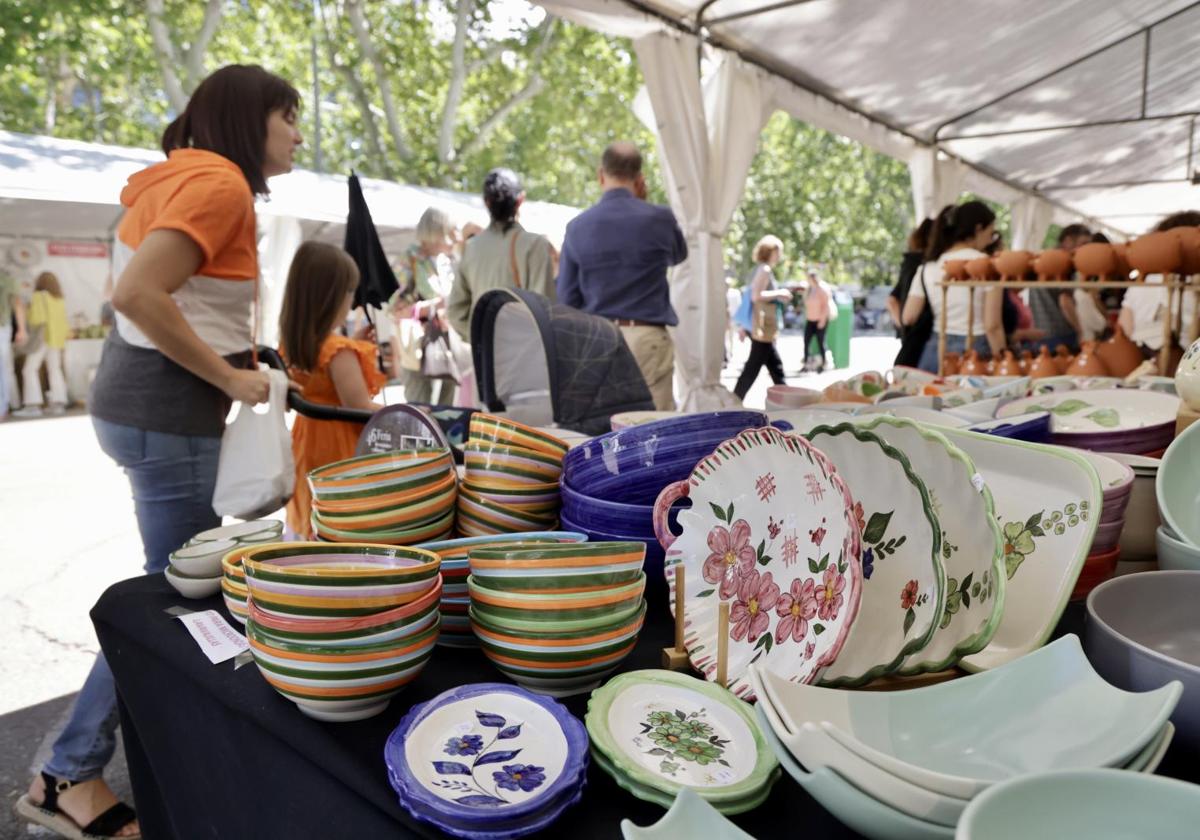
[308,449,457,544]
[458,414,568,537]
[241,542,441,721]
[1103,451,1161,566]
[166,519,283,601]
[416,531,587,647]
[1069,450,1134,599]
[586,669,779,815]
[997,389,1179,454]
[468,542,646,696]
[385,683,588,838]
[750,635,1181,840]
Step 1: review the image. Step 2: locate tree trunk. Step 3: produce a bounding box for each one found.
[344,0,412,161]
[437,0,473,165]
[145,0,189,112]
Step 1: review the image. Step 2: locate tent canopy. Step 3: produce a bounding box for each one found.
[542,0,1200,235]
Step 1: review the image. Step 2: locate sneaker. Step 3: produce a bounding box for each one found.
[47,403,66,416]
[13,406,43,418]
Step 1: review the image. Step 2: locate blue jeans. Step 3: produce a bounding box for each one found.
[917,333,991,373]
[45,418,221,782]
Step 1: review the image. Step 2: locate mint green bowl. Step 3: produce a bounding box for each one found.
[958,768,1200,840]
[1156,419,1200,548]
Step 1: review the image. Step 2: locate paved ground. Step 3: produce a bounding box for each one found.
[0,331,897,837]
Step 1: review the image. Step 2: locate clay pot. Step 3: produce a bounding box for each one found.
[1095,325,1143,378]
[993,250,1034,282]
[994,350,1021,376]
[1126,231,1182,276]
[1054,344,1074,374]
[1111,242,1132,279]
[1073,243,1117,279]
[821,385,872,405]
[943,352,961,376]
[960,350,988,376]
[1066,341,1111,377]
[943,260,969,282]
[1173,227,1200,275]
[1019,349,1033,375]
[1029,346,1059,379]
[966,257,999,281]
[1033,249,1074,282]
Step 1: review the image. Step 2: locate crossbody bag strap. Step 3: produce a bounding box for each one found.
[509,231,522,289]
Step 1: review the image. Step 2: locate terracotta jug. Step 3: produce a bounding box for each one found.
[1029,346,1059,379]
[1054,344,1074,374]
[943,260,969,282]
[1095,325,1143,378]
[1018,349,1033,375]
[943,352,961,376]
[1067,341,1110,377]
[1073,243,1117,280]
[993,250,1033,282]
[966,257,998,281]
[984,356,997,375]
[1112,242,1132,279]
[960,350,988,376]
[1127,231,1182,276]
[995,350,1021,376]
[1173,227,1200,275]
[1033,249,1073,282]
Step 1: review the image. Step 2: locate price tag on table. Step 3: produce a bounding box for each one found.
[176,609,250,664]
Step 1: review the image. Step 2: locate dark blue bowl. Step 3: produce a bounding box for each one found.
[559,481,688,539]
[561,411,767,505]
[969,411,1053,443]
[560,512,669,613]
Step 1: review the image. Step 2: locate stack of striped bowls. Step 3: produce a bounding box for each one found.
[468,541,647,697]
[308,448,457,545]
[416,531,589,647]
[240,542,442,722]
[457,414,569,537]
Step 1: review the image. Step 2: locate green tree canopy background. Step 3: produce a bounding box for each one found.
[0,0,916,285]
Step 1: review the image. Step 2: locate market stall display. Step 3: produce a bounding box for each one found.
[165,518,285,600]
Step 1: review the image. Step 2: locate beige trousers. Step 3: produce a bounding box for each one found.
[620,325,675,411]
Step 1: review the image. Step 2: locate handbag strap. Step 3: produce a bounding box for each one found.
[508,232,522,289]
[251,275,259,367]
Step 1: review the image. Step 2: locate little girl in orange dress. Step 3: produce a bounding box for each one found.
[278,242,386,537]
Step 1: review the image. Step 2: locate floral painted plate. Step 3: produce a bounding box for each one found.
[941,430,1102,673]
[853,417,1005,675]
[805,423,945,687]
[385,683,587,836]
[585,669,779,809]
[998,389,1180,434]
[653,426,863,699]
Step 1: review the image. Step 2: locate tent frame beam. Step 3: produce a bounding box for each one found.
[931,0,1200,141]
[700,0,823,28]
[940,110,1200,141]
[1040,177,1192,190]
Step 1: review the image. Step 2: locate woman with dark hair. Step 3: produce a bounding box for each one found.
[17,64,301,840]
[889,217,933,367]
[901,200,1006,372]
[447,168,556,338]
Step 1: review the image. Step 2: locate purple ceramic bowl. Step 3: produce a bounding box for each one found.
[1056,422,1174,455]
[384,682,588,833]
[1090,518,1125,555]
[558,481,688,539]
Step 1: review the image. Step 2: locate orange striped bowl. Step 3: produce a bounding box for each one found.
[468,541,645,594]
[469,414,570,459]
[311,507,456,546]
[309,448,453,496]
[468,573,645,632]
[311,480,457,533]
[245,615,438,721]
[463,443,564,487]
[470,599,646,697]
[457,486,559,535]
[311,470,457,515]
[460,478,560,510]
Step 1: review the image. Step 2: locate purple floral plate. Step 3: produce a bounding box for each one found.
[384,683,588,835]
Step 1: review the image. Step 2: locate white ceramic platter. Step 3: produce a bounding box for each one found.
[940,430,1102,672]
[767,408,855,436]
[855,405,970,428]
[655,427,863,700]
[805,422,945,686]
[853,417,1005,675]
[999,389,1180,433]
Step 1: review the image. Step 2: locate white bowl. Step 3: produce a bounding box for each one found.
[164,566,222,599]
[169,538,237,577]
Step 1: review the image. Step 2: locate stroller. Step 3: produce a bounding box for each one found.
[470,288,654,437]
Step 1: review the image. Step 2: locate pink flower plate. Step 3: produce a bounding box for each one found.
[654,426,863,700]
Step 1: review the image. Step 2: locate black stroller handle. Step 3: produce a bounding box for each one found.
[257,346,375,424]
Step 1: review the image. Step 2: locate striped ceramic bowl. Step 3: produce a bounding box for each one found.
[468,573,645,631]
[468,541,645,593]
[464,443,564,487]
[312,480,458,533]
[241,543,440,618]
[311,471,457,515]
[309,450,454,502]
[221,576,250,624]
[470,599,646,697]
[245,617,438,722]
[457,488,559,534]
[311,508,456,546]
[461,479,560,510]
[469,414,570,459]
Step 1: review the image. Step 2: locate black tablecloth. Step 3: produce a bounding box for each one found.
[91,577,1189,840]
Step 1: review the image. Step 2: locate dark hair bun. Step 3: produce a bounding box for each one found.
[483,168,522,225]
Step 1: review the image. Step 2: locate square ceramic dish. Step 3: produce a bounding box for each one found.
[940,430,1103,673]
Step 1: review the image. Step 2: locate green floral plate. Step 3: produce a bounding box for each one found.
[585,670,779,809]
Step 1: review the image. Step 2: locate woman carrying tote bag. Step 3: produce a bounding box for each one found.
[734,235,793,401]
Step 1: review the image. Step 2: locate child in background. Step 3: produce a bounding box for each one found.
[278,242,384,537]
[16,272,70,417]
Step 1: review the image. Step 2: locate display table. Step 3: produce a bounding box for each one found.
[91,576,1189,840]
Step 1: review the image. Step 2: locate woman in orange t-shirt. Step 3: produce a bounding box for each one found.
[278,241,385,536]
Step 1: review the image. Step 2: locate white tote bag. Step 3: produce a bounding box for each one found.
[212,367,295,519]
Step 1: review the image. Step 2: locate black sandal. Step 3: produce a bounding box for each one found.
[14,772,140,839]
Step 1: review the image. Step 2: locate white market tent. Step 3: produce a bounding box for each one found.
[540,0,1200,409]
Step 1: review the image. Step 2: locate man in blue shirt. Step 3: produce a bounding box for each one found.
[556,142,687,409]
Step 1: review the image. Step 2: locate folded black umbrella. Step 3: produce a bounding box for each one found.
[343,171,398,314]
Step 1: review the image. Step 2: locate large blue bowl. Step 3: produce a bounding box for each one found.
[561,411,767,505]
[559,512,669,613]
[559,481,687,539]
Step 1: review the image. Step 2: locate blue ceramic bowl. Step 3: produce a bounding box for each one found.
[560,411,767,505]
[559,481,687,539]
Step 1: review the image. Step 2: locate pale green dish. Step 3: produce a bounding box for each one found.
[620,788,756,839]
[1157,419,1200,548]
[958,768,1200,840]
[593,748,774,816]
[586,670,778,809]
